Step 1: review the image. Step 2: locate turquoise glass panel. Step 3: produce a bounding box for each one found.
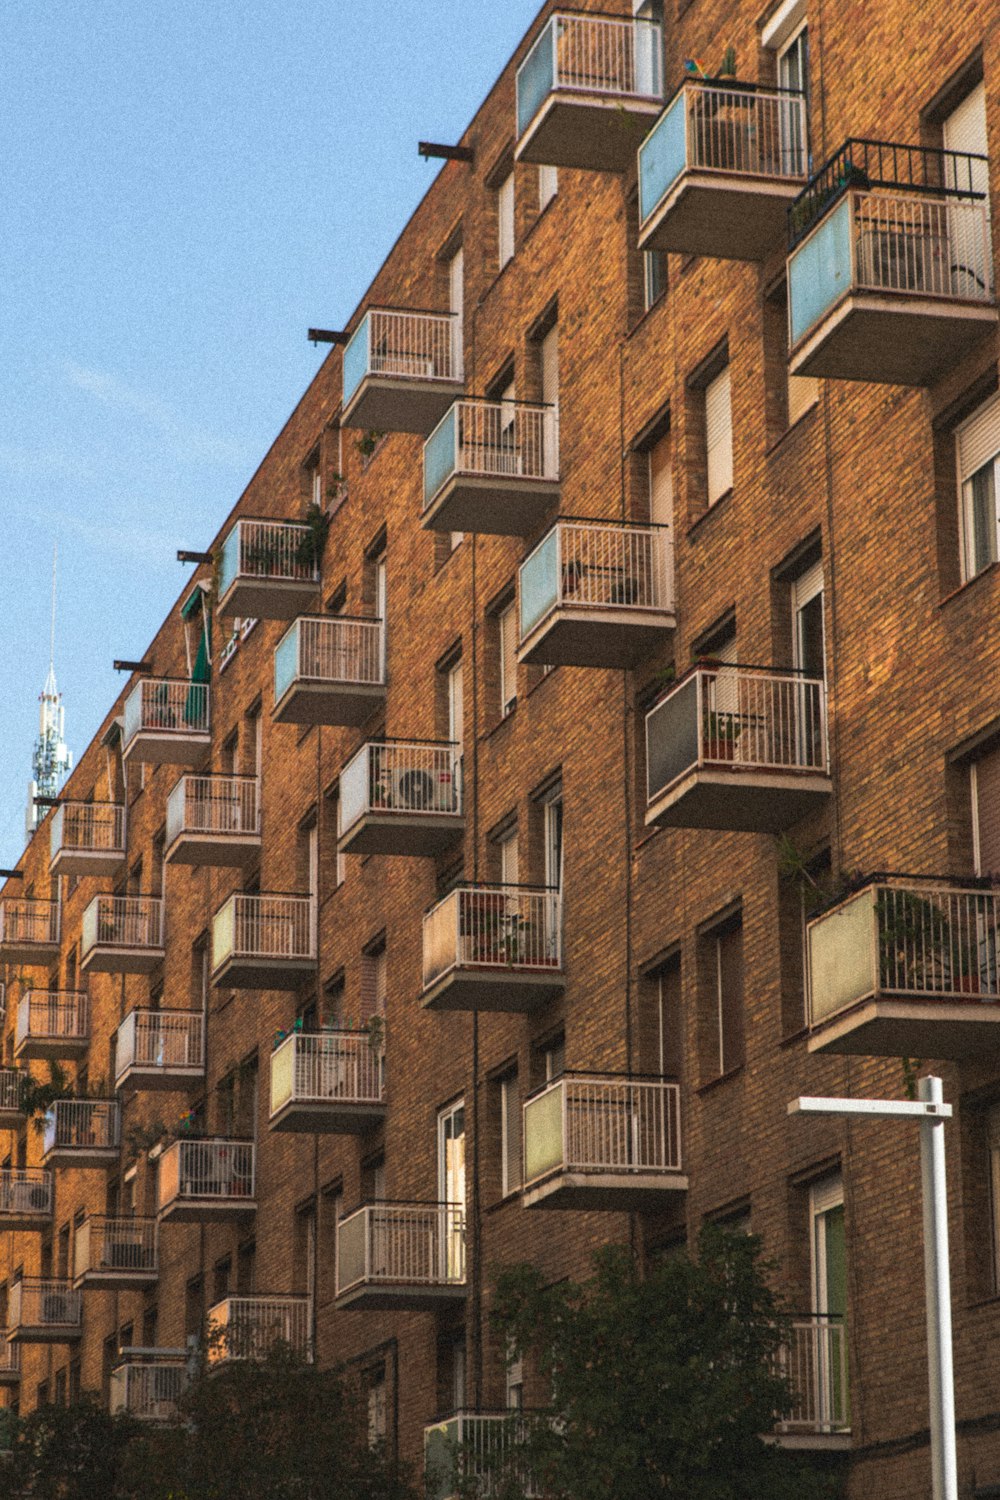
[519,530,558,639]
[218,526,239,599]
[516,18,554,138]
[423,405,457,507]
[342,316,370,406]
[639,91,685,224]
[789,197,853,347]
[273,621,300,703]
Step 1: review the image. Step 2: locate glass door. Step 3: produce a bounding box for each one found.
[438,1102,465,1282]
[810,1176,849,1430]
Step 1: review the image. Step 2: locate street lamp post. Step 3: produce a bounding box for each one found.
[788,1075,956,1500]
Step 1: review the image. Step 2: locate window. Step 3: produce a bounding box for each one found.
[538,164,558,212]
[498,173,515,269]
[367,1365,387,1447]
[506,1346,524,1409]
[972,745,1000,875]
[499,827,519,888]
[438,1100,466,1208]
[540,322,559,411]
[810,1174,847,1325]
[361,941,387,1021]
[499,602,518,716]
[448,658,464,751]
[500,1071,522,1198]
[321,1184,342,1302]
[644,250,667,311]
[777,19,808,98]
[705,366,733,505]
[957,393,1000,580]
[543,787,563,891]
[645,955,682,1078]
[294,1202,317,1302]
[707,914,744,1077]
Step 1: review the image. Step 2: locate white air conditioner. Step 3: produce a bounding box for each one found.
[390,767,456,813]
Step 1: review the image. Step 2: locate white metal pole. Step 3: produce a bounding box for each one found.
[918,1074,958,1500]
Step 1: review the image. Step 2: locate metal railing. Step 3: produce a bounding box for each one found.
[166,774,260,845]
[213,892,315,966]
[207,1295,312,1365]
[519,519,674,643]
[778,1315,850,1434]
[0,898,60,947]
[9,1278,82,1334]
[343,307,463,406]
[269,1031,385,1118]
[517,10,663,136]
[74,1216,158,1280]
[425,1411,541,1500]
[0,1070,23,1115]
[523,1073,683,1187]
[219,517,320,597]
[43,1100,120,1156]
[274,614,384,702]
[646,664,828,805]
[340,741,462,833]
[0,1168,53,1219]
[337,1202,466,1296]
[0,1339,20,1379]
[0,981,4,1023]
[423,886,562,989]
[50,801,125,858]
[158,1138,256,1210]
[808,876,1000,1027]
[115,1009,205,1080]
[110,1356,187,1421]
[423,399,559,509]
[123,677,210,748]
[82,894,164,954]
[16,991,89,1048]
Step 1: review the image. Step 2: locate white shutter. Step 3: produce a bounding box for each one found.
[649,433,672,527]
[498,175,515,268]
[541,325,559,408]
[957,393,1000,481]
[788,372,819,425]
[973,748,1000,875]
[448,660,464,749]
[944,83,989,199]
[538,165,558,211]
[705,367,733,505]
[500,831,519,887]
[500,604,518,715]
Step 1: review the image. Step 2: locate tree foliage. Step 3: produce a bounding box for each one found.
[4,1393,138,1498]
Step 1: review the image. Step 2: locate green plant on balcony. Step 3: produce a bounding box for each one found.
[703,709,742,762]
[355,429,385,461]
[19,1062,72,1130]
[365,1013,385,1055]
[294,503,331,570]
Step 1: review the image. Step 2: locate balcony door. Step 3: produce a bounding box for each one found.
[437,1101,465,1281]
[944,83,989,296]
[375,555,387,677]
[792,561,825,767]
[809,1175,849,1431]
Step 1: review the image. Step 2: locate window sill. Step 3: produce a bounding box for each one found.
[486,1189,523,1216]
[686,488,734,541]
[939,558,1000,610]
[626,291,669,344]
[695,1064,745,1097]
[765,400,820,460]
[779,1025,810,1050]
[481,707,516,745]
[526,665,559,700]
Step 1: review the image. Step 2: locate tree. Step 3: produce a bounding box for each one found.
[4,1394,138,1498]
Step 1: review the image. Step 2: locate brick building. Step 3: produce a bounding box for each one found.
[2,0,1000,1493]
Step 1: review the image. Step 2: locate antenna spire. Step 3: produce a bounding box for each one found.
[26,542,72,838]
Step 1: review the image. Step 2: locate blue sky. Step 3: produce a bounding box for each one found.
[0,0,543,867]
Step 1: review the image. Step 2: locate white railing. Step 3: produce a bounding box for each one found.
[74,1216,158,1279]
[854,190,993,302]
[269,1031,384,1117]
[207,1295,312,1365]
[43,1099,120,1155]
[274,615,384,700]
[123,676,211,747]
[110,1356,187,1421]
[337,1203,466,1296]
[220,517,320,594]
[166,774,260,845]
[366,308,462,385]
[0,898,60,947]
[82,894,164,953]
[0,1168,53,1219]
[0,1069,23,1115]
[684,82,807,179]
[423,399,559,509]
[115,1009,205,1080]
[50,801,125,857]
[16,991,88,1048]
[779,1316,850,1434]
[519,520,674,643]
[158,1138,256,1209]
[213,892,315,965]
[340,741,462,832]
[523,1074,682,1188]
[423,886,562,989]
[9,1278,82,1334]
[425,1411,540,1500]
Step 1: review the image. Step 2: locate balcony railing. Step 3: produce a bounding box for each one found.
[218,517,320,607]
[157,1138,256,1216]
[423,886,562,989]
[73,1215,158,1283]
[0,981,4,1023]
[9,1278,82,1339]
[81,894,164,969]
[42,1099,120,1161]
[273,614,384,722]
[422,399,559,532]
[269,1030,385,1126]
[207,1295,312,1366]
[0,1338,20,1383]
[15,991,89,1053]
[337,1202,466,1302]
[523,1073,683,1189]
[50,801,125,868]
[339,740,463,853]
[425,1411,540,1500]
[343,308,463,409]
[122,677,210,756]
[114,1008,205,1087]
[0,897,60,952]
[110,1351,188,1421]
[0,1069,24,1121]
[778,1315,850,1435]
[165,773,260,864]
[212,892,315,983]
[0,1168,53,1222]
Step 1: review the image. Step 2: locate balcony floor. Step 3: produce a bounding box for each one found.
[515,92,662,173]
[0,1107,24,1130]
[50,848,125,877]
[789,293,998,387]
[770,1431,852,1453]
[646,768,832,833]
[519,606,675,670]
[640,173,802,261]
[273,680,386,728]
[81,944,165,976]
[218,577,319,621]
[0,1368,20,1387]
[122,729,211,767]
[43,1146,120,1171]
[808,997,1000,1060]
[334,1282,467,1313]
[165,830,261,869]
[422,474,560,538]
[269,1098,386,1134]
[8,1325,81,1345]
[0,1211,51,1234]
[422,967,565,1014]
[74,1265,158,1292]
[158,1197,256,1226]
[212,954,316,991]
[342,377,465,437]
[338,813,465,858]
[0,941,59,966]
[523,1169,689,1211]
[115,1063,205,1093]
[14,1037,88,1063]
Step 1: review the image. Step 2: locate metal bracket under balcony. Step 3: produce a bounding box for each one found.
[342,307,464,434]
[422,399,560,537]
[335,1202,467,1311]
[114,1009,205,1093]
[156,1138,256,1224]
[515,11,663,172]
[421,886,564,1013]
[273,615,386,727]
[645,665,831,832]
[0,1169,53,1232]
[49,802,126,877]
[338,740,464,857]
[81,895,165,975]
[165,774,261,869]
[122,677,211,766]
[807,876,1000,1059]
[268,1031,386,1134]
[518,519,675,670]
[211,892,316,990]
[73,1216,158,1291]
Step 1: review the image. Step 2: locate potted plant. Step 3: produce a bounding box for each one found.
[293,503,331,571]
[703,710,742,761]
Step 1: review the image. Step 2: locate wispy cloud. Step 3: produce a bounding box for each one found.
[0,444,92,481]
[60,360,250,469]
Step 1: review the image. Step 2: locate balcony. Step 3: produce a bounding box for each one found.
[335,1201,466,1311]
[157,1137,256,1223]
[342,307,463,434]
[211,892,315,989]
[0,897,60,964]
[0,1339,19,1388]
[645,664,831,832]
[14,991,89,1062]
[110,1349,188,1422]
[165,774,261,868]
[338,740,464,856]
[0,1070,24,1129]
[788,140,996,386]
[206,1295,312,1368]
[777,1315,850,1448]
[114,1009,205,1091]
[518,519,674,668]
[42,1099,121,1169]
[515,10,663,172]
[49,801,125,876]
[422,885,564,1013]
[422,399,560,536]
[268,1030,385,1134]
[217,517,321,619]
[523,1073,686,1210]
[73,1215,158,1290]
[807,877,1000,1059]
[122,676,210,766]
[81,894,165,974]
[425,1411,539,1500]
[7,1278,82,1344]
[0,1168,53,1231]
[638,81,807,260]
[273,615,385,727]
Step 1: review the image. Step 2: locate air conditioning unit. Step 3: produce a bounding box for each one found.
[28,1185,50,1211]
[42,1293,72,1324]
[390,767,456,813]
